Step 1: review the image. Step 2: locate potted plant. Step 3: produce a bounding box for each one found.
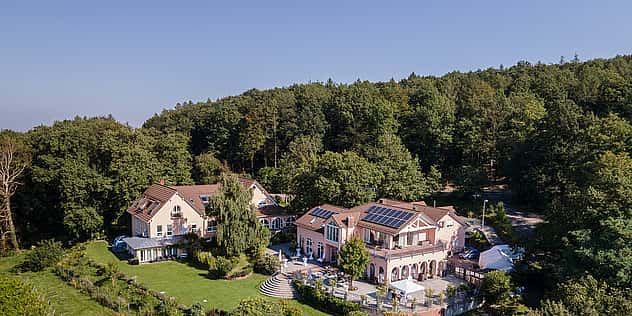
[425,288,434,307]
[376,284,387,309]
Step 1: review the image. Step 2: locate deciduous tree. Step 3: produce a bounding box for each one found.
[338,237,369,288]
[0,132,30,252]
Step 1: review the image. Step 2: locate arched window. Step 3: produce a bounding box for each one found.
[272,218,283,230]
[171,205,181,217]
[401,265,409,279]
[260,218,270,229]
[391,267,399,281]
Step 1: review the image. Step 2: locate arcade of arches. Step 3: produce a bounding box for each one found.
[367,260,447,283]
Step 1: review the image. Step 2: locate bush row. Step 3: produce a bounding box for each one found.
[54,245,204,315]
[293,280,360,316]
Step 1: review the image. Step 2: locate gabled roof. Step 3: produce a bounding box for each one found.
[169,184,221,216]
[127,177,279,223]
[418,205,467,226]
[295,204,355,232]
[239,177,277,206]
[353,202,432,234]
[126,184,177,222]
[297,198,464,235]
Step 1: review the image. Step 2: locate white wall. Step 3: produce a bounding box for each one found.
[149,193,205,238]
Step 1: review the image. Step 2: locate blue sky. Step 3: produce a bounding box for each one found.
[1,0,631,131]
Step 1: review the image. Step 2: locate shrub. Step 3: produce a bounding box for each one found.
[0,277,53,316]
[211,256,234,278]
[231,298,301,316]
[19,239,64,272]
[294,280,360,315]
[253,255,280,275]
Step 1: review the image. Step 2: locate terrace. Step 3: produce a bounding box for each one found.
[366,240,446,260]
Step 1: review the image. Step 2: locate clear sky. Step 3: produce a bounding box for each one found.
[1,0,631,131]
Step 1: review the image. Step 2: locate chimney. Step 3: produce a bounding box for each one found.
[159,179,165,185]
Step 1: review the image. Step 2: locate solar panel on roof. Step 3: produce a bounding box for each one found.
[362,205,415,228]
[309,207,335,219]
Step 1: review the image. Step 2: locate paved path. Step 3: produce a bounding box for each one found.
[482,191,544,237]
[460,217,503,245]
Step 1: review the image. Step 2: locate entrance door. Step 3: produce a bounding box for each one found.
[330,247,337,263]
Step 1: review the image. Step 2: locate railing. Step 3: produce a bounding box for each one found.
[367,240,446,260]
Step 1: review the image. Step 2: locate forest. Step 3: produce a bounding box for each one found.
[2,54,632,313]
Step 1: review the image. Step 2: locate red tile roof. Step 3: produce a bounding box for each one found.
[297,198,463,234]
[127,178,285,223]
[295,204,356,232]
[377,198,427,209]
[169,184,221,216]
[126,184,176,221]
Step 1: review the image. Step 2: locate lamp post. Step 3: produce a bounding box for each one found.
[481,199,489,230]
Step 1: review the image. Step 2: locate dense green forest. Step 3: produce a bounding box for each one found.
[2,55,632,313]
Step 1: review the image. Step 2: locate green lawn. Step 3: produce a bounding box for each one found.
[86,241,327,315]
[0,252,115,316]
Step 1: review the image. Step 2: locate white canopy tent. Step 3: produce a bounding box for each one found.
[478,244,514,271]
[388,278,425,296]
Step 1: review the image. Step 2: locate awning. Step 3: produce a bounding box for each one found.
[478,244,514,271]
[122,236,185,250]
[389,278,424,295]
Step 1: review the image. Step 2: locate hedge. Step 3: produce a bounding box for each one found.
[293,281,360,316]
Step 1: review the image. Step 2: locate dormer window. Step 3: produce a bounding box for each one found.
[200,195,211,206]
[171,205,182,217]
[326,221,339,242]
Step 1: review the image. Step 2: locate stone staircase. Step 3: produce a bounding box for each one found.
[259,273,298,299]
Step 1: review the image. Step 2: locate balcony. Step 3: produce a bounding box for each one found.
[365,240,446,260]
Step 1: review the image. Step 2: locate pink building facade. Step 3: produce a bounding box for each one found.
[295,199,465,283]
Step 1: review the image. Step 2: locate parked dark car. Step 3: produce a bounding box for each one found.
[463,250,480,260]
[112,235,127,253]
[458,246,477,259]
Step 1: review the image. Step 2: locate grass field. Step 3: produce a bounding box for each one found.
[85,241,327,315]
[0,252,115,316]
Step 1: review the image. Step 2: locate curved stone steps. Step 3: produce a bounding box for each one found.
[259,273,298,299]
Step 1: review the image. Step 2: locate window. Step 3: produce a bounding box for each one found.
[306,238,313,255]
[446,220,454,227]
[171,205,182,217]
[407,231,417,246]
[286,216,296,224]
[166,224,173,236]
[157,225,163,237]
[420,232,427,242]
[200,195,210,206]
[325,221,339,242]
[272,218,283,230]
[191,223,197,233]
[207,220,217,233]
[317,242,324,259]
[260,218,270,229]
